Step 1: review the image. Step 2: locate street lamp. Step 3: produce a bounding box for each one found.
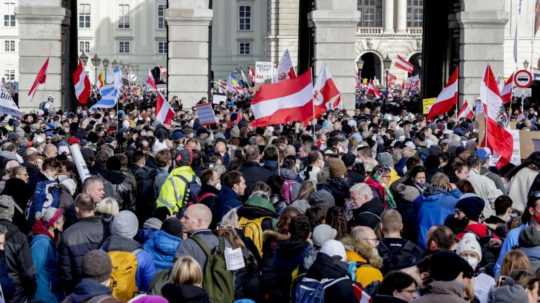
[524,60,530,70]
[91,54,101,85]
[356,58,364,99]
[383,55,392,93]
[103,58,110,82]
[80,51,88,66]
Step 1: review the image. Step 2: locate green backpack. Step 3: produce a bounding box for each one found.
[191,236,235,303]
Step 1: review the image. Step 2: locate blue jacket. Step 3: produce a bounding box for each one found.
[215,186,242,221]
[415,189,462,248]
[31,234,61,303]
[144,230,182,270]
[495,224,527,277]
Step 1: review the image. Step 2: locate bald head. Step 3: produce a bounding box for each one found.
[44,143,58,159]
[181,204,213,233]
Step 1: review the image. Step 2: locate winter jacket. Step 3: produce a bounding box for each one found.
[467,169,501,217]
[31,234,61,303]
[350,199,384,230]
[154,167,170,198]
[62,278,113,303]
[378,237,424,273]
[176,230,226,271]
[0,219,36,303]
[59,216,106,291]
[101,169,137,211]
[144,230,182,271]
[346,250,383,288]
[161,283,210,303]
[480,167,506,194]
[494,224,527,277]
[156,166,197,214]
[2,178,32,233]
[373,295,408,303]
[508,167,538,212]
[300,253,356,303]
[131,165,157,221]
[414,189,462,248]
[239,161,273,196]
[412,281,468,303]
[517,226,540,272]
[320,177,350,207]
[198,184,220,228]
[101,235,156,292]
[215,186,242,222]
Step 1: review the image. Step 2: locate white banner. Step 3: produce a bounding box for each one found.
[510,129,521,166]
[0,86,22,118]
[69,144,91,182]
[255,61,273,83]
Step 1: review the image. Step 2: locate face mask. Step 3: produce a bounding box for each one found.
[463,256,479,270]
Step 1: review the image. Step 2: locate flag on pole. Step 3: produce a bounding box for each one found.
[28,57,49,97]
[73,60,92,106]
[457,100,474,120]
[250,69,313,127]
[146,70,157,90]
[479,65,513,169]
[195,103,217,125]
[394,54,414,73]
[90,85,119,110]
[313,64,341,118]
[501,73,513,104]
[273,49,297,82]
[0,85,22,117]
[427,67,459,120]
[248,66,256,84]
[155,92,174,126]
[367,80,382,98]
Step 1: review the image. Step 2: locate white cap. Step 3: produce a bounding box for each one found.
[320,239,347,262]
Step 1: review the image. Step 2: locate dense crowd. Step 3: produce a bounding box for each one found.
[2,85,540,303]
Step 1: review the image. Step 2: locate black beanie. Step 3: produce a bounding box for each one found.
[430,251,473,281]
[162,217,183,237]
[455,193,485,221]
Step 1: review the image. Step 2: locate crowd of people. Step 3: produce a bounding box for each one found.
[2,84,540,303]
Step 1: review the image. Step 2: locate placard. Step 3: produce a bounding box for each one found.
[255,61,273,83]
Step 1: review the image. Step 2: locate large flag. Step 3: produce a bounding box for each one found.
[367,80,382,98]
[0,85,22,117]
[500,73,513,104]
[251,68,313,127]
[90,85,119,110]
[195,103,217,125]
[273,49,297,82]
[427,67,459,120]
[146,70,157,89]
[73,61,92,106]
[28,57,49,97]
[457,99,474,120]
[479,65,513,169]
[313,64,341,118]
[394,54,414,74]
[155,92,174,126]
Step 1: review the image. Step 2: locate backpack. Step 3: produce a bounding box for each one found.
[377,240,420,273]
[173,174,201,207]
[238,216,272,257]
[108,250,140,302]
[0,251,14,302]
[191,235,234,303]
[293,276,349,303]
[26,179,62,224]
[197,192,217,204]
[149,269,171,296]
[281,179,301,204]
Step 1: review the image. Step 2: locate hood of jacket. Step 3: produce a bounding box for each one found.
[307,252,349,280]
[237,195,276,218]
[170,166,195,178]
[101,234,141,252]
[162,283,209,303]
[67,278,112,303]
[149,230,182,256]
[427,280,466,298]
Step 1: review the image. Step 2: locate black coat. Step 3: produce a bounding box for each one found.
[2,178,32,233]
[303,253,356,303]
[130,164,157,221]
[373,295,409,303]
[240,161,273,196]
[350,199,384,229]
[161,283,210,303]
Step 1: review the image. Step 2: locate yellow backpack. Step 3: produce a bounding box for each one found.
[238,216,271,256]
[108,250,140,302]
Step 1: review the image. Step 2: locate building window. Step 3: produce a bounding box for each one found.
[3,2,15,27]
[4,40,14,52]
[158,40,167,54]
[239,6,251,31]
[157,4,166,29]
[239,41,251,55]
[79,4,91,28]
[118,4,130,29]
[357,0,382,27]
[119,40,130,54]
[79,41,90,54]
[4,69,14,81]
[407,0,423,27]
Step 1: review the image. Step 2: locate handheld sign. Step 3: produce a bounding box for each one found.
[0,86,22,118]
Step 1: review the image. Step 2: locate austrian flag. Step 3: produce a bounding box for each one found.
[427,67,459,120]
[73,61,92,106]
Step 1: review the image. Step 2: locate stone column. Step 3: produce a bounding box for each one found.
[383,0,394,33]
[16,0,65,110]
[166,0,212,109]
[310,0,360,110]
[458,0,507,103]
[396,0,408,33]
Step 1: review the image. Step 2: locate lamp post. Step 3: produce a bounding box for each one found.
[91,54,101,85]
[103,58,110,83]
[524,60,530,70]
[383,55,392,95]
[356,58,364,99]
[80,51,88,66]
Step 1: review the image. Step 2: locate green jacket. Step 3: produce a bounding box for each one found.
[156,166,196,214]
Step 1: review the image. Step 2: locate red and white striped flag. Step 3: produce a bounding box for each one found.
[457,100,474,120]
[500,73,513,104]
[73,60,92,106]
[146,70,157,90]
[394,54,414,74]
[248,66,256,84]
[28,57,49,98]
[274,49,297,82]
[313,64,341,118]
[147,69,174,126]
[387,72,398,87]
[479,65,513,169]
[251,69,313,127]
[367,80,382,98]
[427,67,459,120]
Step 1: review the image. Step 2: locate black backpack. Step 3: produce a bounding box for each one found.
[378,240,421,273]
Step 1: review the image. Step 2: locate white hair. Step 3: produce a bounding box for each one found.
[350,183,373,201]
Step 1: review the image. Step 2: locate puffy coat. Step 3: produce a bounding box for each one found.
[144,230,182,271]
[156,166,197,214]
[215,186,242,222]
[346,250,383,289]
[161,283,210,303]
[239,161,273,196]
[31,234,61,302]
[62,278,113,303]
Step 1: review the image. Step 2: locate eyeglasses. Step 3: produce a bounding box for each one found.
[361,238,380,245]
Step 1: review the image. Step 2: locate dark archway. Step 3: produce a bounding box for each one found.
[359,52,382,81]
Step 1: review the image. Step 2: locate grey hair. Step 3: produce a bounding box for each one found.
[350,183,374,201]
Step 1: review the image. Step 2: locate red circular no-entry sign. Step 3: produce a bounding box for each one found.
[514,69,533,88]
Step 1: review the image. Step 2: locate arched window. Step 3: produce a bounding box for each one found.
[407,0,423,27]
[358,0,382,27]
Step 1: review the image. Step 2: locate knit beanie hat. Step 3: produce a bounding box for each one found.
[82,250,112,283]
[430,251,473,281]
[320,239,346,262]
[162,217,183,237]
[456,232,482,260]
[111,210,139,239]
[518,225,540,247]
[0,195,14,221]
[455,193,485,221]
[309,190,336,210]
[312,224,338,248]
[328,158,347,178]
[143,217,163,230]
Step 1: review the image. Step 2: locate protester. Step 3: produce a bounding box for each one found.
[161,256,210,303]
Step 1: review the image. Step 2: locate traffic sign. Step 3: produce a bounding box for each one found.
[514,69,533,88]
[513,87,532,98]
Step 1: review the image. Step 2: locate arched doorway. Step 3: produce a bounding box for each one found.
[358,52,382,82]
[409,53,422,76]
